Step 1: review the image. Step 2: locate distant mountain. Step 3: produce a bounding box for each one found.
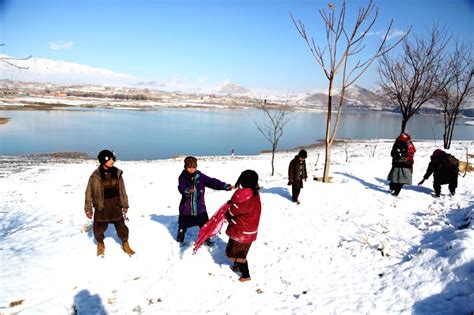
[216,82,251,95]
[2,55,471,113]
[0,54,137,86]
[273,85,394,111]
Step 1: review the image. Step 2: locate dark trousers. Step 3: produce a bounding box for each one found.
[389,182,404,196]
[177,212,209,243]
[433,177,458,196]
[291,181,303,202]
[93,219,129,243]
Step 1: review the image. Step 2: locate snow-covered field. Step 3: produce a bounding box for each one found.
[1,140,473,314]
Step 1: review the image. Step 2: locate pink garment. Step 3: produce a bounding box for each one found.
[193,202,230,254]
[407,141,416,169]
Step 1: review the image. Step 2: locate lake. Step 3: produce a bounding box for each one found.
[0,108,473,160]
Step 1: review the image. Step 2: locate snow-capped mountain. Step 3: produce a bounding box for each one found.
[0,55,137,86]
[270,85,392,111]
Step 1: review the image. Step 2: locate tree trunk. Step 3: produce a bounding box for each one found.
[323,142,332,182]
[401,118,408,133]
[271,147,275,176]
[323,84,333,183]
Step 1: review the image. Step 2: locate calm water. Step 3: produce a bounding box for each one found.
[0,108,473,160]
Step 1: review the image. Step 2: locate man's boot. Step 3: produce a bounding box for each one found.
[123,241,135,256]
[97,242,105,257]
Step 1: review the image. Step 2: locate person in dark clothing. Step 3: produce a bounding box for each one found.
[84,149,135,257]
[418,149,459,197]
[387,133,416,196]
[288,149,308,204]
[177,156,233,245]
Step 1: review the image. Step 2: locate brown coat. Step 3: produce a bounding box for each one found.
[288,155,307,182]
[84,167,129,220]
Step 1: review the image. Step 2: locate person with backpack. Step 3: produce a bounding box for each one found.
[84,149,135,257]
[387,133,416,196]
[288,149,308,204]
[418,149,459,197]
[177,156,233,246]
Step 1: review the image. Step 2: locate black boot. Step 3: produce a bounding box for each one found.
[392,183,403,196]
[177,228,186,244]
[236,261,251,281]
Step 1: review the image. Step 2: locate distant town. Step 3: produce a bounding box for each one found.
[0,79,472,116]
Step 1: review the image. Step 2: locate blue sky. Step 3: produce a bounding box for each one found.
[1,0,473,92]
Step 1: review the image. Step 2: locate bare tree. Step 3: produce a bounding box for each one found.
[0,44,31,69]
[437,41,474,149]
[251,99,292,176]
[378,26,451,133]
[291,0,407,182]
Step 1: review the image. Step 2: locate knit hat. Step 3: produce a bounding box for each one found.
[184,156,198,168]
[97,149,116,165]
[397,133,411,142]
[298,149,308,159]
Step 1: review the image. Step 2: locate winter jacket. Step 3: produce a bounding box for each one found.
[288,156,307,182]
[226,188,262,244]
[178,170,229,216]
[387,136,416,185]
[390,139,416,169]
[423,150,459,184]
[84,166,129,218]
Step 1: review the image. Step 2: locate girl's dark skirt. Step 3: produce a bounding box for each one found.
[226,238,252,259]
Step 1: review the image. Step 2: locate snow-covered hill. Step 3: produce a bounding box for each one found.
[1,140,473,314]
[2,55,472,113]
[0,55,137,87]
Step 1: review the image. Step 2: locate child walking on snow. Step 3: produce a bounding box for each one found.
[288,149,308,204]
[177,156,233,245]
[84,149,135,257]
[226,170,262,282]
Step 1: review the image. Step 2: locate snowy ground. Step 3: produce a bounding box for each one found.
[0,140,473,314]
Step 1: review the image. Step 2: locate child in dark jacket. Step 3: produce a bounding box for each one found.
[177,156,233,245]
[288,149,308,204]
[84,149,135,257]
[226,170,262,282]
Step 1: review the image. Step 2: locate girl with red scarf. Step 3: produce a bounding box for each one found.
[387,133,416,196]
[225,170,262,282]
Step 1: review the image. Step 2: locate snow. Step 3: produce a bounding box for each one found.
[1,140,473,314]
[0,54,137,87]
[465,120,474,126]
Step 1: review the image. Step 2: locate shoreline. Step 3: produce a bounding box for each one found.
[1,139,472,163]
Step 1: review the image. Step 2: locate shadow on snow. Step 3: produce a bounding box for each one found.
[410,195,474,314]
[149,214,231,265]
[260,186,292,201]
[73,289,106,315]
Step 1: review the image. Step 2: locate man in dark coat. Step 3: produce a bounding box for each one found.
[177,156,233,245]
[418,149,459,197]
[288,149,308,204]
